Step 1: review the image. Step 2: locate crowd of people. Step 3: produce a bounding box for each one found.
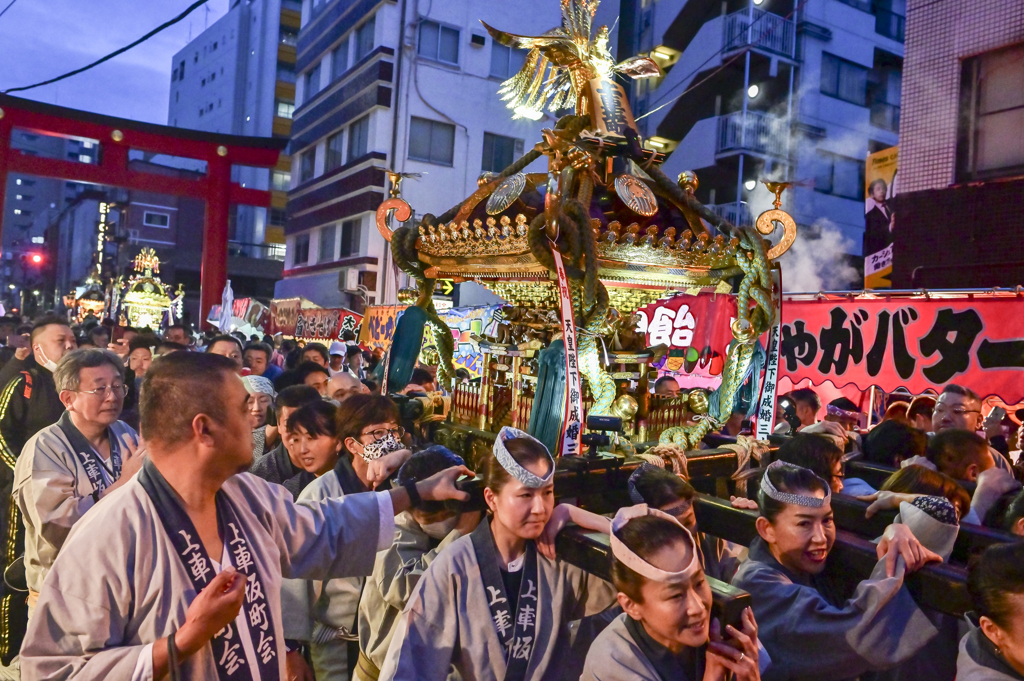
[0,312,1019,681]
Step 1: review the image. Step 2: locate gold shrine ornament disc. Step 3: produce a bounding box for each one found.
[486,173,527,215]
[614,174,658,217]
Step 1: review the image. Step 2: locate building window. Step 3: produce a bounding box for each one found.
[326,131,345,171]
[418,20,459,65]
[143,211,171,228]
[340,218,361,256]
[276,100,295,119]
[348,115,370,162]
[408,116,455,165]
[332,38,349,79]
[305,61,322,100]
[299,150,316,182]
[277,61,297,83]
[958,43,1024,182]
[490,43,525,79]
[355,15,375,60]
[813,151,864,200]
[270,208,287,226]
[319,226,336,263]
[820,53,868,106]
[482,132,522,172]
[280,25,298,46]
[271,171,291,191]
[293,233,310,265]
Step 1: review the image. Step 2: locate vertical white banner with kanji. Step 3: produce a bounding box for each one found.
[755,271,782,441]
[552,249,582,456]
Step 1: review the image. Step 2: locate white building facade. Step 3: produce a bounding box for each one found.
[168,0,301,253]
[275,0,563,310]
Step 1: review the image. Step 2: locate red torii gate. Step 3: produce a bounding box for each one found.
[0,93,287,327]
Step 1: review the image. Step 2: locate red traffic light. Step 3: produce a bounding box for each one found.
[30,254,42,264]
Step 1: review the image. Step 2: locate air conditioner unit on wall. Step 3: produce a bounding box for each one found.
[338,268,360,292]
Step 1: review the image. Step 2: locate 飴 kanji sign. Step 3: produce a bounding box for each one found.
[635,292,738,377]
[780,295,1024,402]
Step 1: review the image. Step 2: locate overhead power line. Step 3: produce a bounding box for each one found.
[3,0,210,94]
[0,0,19,21]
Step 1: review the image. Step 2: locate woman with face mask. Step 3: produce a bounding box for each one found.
[581,505,761,681]
[380,427,618,681]
[354,446,482,680]
[280,396,413,681]
[959,541,1024,680]
[732,461,946,681]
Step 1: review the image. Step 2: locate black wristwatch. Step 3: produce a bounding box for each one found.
[403,479,423,509]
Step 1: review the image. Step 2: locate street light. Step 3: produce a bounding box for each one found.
[747,84,760,98]
[744,180,757,191]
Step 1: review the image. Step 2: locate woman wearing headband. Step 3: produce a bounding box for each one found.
[380,426,618,681]
[581,505,762,681]
[732,461,945,681]
[625,464,746,582]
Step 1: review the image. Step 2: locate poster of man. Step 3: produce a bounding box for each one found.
[864,146,898,288]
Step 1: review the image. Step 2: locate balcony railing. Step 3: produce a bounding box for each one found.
[723,8,795,56]
[870,101,901,132]
[708,202,754,228]
[874,9,905,42]
[229,241,286,261]
[716,111,789,158]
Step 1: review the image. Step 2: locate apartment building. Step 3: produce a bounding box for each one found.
[890,0,1024,288]
[168,0,301,256]
[275,0,562,310]
[611,0,905,259]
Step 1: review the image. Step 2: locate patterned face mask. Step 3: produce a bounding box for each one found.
[359,432,404,461]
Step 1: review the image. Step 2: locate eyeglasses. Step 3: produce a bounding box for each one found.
[933,406,980,416]
[75,384,128,399]
[360,426,405,442]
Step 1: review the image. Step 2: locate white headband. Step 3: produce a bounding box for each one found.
[610,504,700,583]
[493,426,554,489]
[760,460,831,508]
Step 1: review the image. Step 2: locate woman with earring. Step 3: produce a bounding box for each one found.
[959,541,1024,680]
[733,461,950,681]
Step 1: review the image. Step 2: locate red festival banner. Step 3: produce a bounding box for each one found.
[780,295,1024,403]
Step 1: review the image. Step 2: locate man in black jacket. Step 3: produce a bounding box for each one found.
[0,316,76,671]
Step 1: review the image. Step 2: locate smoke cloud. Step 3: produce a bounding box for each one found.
[777,218,859,292]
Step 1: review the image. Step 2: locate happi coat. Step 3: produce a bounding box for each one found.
[732,537,940,681]
[280,464,366,645]
[12,415,138,594]
[580,612,701,681]
[956,625,1024,681]
[380,519,617,681]
[355,511,466,680]
[20,464,392,680]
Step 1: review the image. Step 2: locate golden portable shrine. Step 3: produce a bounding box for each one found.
[374,0,797,459]
[114,249,185,332]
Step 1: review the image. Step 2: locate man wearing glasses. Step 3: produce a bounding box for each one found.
[931,383,1015,477]
[13,348,146,620]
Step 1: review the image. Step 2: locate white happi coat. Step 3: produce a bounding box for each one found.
[281,472,364,643]
[380,522,617,681]
[20,471,391,680]
[12,419,138,593]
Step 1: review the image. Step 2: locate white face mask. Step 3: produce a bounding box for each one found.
[34,345,58,372]
[420,515,459,540]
